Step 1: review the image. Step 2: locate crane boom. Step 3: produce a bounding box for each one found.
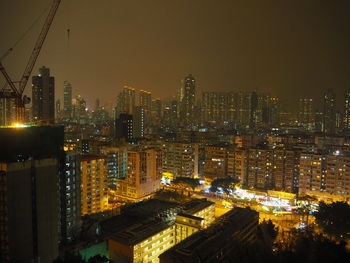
[0,62,19,97]
[0,0,62,123]
[18,0,61,95]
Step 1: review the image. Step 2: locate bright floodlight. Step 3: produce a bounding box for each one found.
[12,123,27,128]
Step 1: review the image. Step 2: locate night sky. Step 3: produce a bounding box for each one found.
[1,0,350,109]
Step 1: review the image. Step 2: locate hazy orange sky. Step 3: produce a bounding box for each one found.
[1,0,350,110]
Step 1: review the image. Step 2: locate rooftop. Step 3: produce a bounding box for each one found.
[181,198,215,215]
[160,207,258,262]
[110,219,171,246]
[122,199,180,219]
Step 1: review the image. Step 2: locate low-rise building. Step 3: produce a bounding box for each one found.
[159,207,259,263]
[109,220,176,263]
[175,213,203,244]
[181,199,215,228]
[105,198,215,263]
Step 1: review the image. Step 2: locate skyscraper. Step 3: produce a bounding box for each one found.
[32,66,55,123]
[116,86,135,116]
[133,106,144,139]
[72,95,87,122]
[179,74,196,126]
[323,89,336,134]
[249,91,259,128]
[115,113,133,142]
[261,96,280,127]
[139,90,152,111]
[63,81,72,119]
[62,151,82,243]
[151,98,162,125]
[201,92,227,123]
[162,99,178,129]
[298,98,314,130]
[139,89,152,127]
[226,92,238,123]
[236,92,250,127]
[315,110,323,132]
[56,99,61,119]
[344,89,350,130]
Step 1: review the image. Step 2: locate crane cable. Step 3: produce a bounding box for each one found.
[65,0,71,81]
[0,3,51,62]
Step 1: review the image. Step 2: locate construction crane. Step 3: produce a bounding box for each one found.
[0,0,62,124]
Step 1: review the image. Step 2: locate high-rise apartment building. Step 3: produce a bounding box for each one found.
[249,91,259,128]
[115,148,162,200]
[139,89,152,127]
[115,113,133,142]
[203,145,228,178]
[0,125,64,263]
[133,106,144,139]
[227,148,299,192]
[261,96,280,127]
[298,98,314,130]
[116,86,135,116]
[315,110,323,132]
[226,92,237,123]
[235,92,250,127]
[199,91,262,128]
[179,74,196,125]
[246,149,274,190]
[72,95,88,122]
[323,89,336,134]
[299,152,350,200]
[149,98,162,126]
[162,142,198,178]
[343,89,350,130]
[201,92,227,123]
[162,99,178,129]
[273,149,299,193]
[201,92,211,122]
[299,153,325,195]
[32,66,55,123]
[63,81,72,119]
[325,153,350,197]
[81,156,108,215]
[227,149,247,185]
[139,89,152,111]
[56,99,61,119]
[101,147,128,188]
[62,151,82,243]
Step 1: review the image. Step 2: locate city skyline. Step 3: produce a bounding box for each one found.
[1,0,350,108]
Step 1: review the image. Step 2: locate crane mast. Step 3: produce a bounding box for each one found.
[0,0,62,124]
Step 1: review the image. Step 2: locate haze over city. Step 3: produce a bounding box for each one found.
[1,0,350,108]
